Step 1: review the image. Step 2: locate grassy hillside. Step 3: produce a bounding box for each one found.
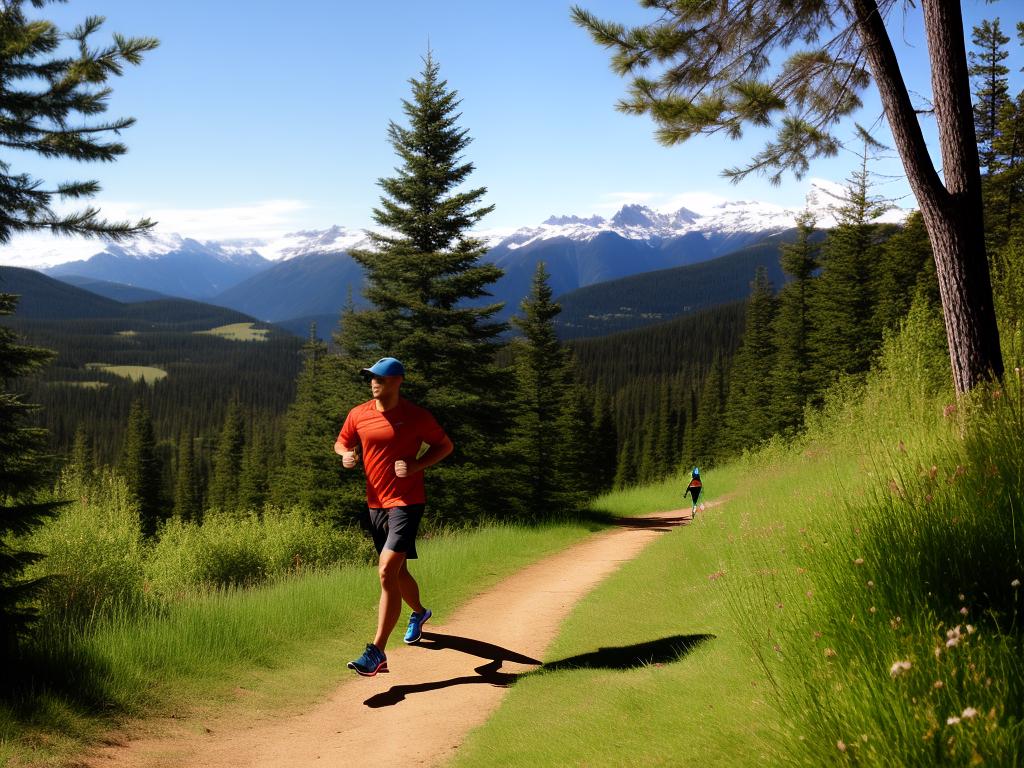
[454,308,1024,766]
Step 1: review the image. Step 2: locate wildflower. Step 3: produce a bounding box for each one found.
[993,389,1002,399]
[824,648,838,658]
[890,660,913,677]
[773,643,781,653]
[961,707,978,720]
[867,580,875,589]
[966,625,975,634]
[776,602,784,610]
[861,734,868,743]
[869,606,877,614]
[946,626,962,648]
[959,594,966,601]
[837,740,846,752]
[935,646,943,659]
[813,631,823,639]
[708,570,725,581]
[960,607,969,616]
[947,716,961,725]
[853,558,864,566]
[924,493,933,504]
[1012,579,1021,589]
[934,680,944,689]
[898,439,907,452]
[929,465,939,480]
[943,404,956,418]
[806,590,813,599]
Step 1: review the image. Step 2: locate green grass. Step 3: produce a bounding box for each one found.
[454,306,1024,766]
[194,322,269,341]
[0,522,595,767]
[84,363,168,383]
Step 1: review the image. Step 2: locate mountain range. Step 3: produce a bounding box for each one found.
[5,184,909,338]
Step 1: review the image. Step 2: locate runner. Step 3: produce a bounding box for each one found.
[335,357,454,676]
[684,467,703,517]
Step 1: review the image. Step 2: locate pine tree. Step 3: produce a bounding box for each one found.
[0,293,61,649]
[723,267,778,454]
[68,423,95,487]
[0,1,157,245]
[173,432,200,524]
[237,422,270,514]
[208,400,244,515]
[121,399,161,538]
[874,211,937,333]
[690,354,727,467]
[590,390,618,494]
[339,52,509,522]
[969,19,1011,176]
[275,331,363,523]
[574,0,1004,395]
[506,262,574,518]
[554,383,598,511]
[808,133,891,393]
[771,212,819,434]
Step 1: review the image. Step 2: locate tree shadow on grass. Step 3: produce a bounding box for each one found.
[363,632,713,708]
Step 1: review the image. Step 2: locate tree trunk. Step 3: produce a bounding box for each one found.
[851,0,1003,394]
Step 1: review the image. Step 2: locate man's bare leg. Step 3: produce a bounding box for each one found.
[373,549,407,651]
[398,559,425,614]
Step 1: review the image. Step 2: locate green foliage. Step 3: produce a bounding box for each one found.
[27,469,144,626]
[172,432,201,523]
[120,399,162,537]
[0,292,60,648]
[0,0,157,244]
[275,333,364,524]
[146,511,375,600]
[770,211,818,434]
[207,400,244,515]
[722,266,777,455]
[970,18,1011,176]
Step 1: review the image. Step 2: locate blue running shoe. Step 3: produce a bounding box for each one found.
[404,608,432,644]
[347,643,388,676]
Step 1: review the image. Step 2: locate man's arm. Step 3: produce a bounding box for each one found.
[334,439,359,468]
[394,436,454,477]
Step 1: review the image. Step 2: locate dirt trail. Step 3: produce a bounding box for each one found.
[82,507,702,768]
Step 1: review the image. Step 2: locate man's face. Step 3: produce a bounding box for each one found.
[369,374,402,399]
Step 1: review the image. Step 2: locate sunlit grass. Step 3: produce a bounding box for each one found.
[194,322,269,341]
[84,363,167,383]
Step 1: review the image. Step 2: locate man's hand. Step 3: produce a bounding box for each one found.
[394,459,409,477]
[342,451,358,469]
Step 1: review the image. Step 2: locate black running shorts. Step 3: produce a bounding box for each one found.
[360,504,425,559]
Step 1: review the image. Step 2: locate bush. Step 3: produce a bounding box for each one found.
[25,469,146,625]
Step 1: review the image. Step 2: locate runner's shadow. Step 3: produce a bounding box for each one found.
[362,632,712,708]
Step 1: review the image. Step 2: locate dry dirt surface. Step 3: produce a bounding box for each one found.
[81,507,703,768]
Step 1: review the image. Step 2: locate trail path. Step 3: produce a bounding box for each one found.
[83,507,703,768]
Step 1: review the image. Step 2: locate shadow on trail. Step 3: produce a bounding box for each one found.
[576,509,691,533]
[362,632,713,708]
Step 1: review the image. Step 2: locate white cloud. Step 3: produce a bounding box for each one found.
[0,199,313,268]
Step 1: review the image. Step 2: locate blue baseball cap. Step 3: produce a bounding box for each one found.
[362,357,405,377]
[692,467,700,477]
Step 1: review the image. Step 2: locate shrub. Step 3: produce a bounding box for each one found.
[25,470,146,625]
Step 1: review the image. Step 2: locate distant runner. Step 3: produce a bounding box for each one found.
[335,357,454,676]
[684,467,704,517]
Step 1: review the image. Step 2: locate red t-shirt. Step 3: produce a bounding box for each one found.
[338,397,448,508]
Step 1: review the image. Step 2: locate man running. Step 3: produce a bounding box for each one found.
[335,357,454,676]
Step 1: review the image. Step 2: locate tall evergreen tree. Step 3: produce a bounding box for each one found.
[808,133,891,393]
[590,390,618,495]
[574,0,1005,395]
[690,353,727,467]
[237,422,270,514]
[770,212,818,434]
[121,399,161,537]
[723,267,778,454]
[874,211,938,333]
[208,400,244,515]
[275,330,363,522]
[339,53,509,521]
[173,432,200,524]
[507,262,573,518]
[0,1,156,245]
[0,293,60,649]
[969,19,1011,176]
[68,423,94,487]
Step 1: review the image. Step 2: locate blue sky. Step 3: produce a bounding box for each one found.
[4,0,1024,264]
